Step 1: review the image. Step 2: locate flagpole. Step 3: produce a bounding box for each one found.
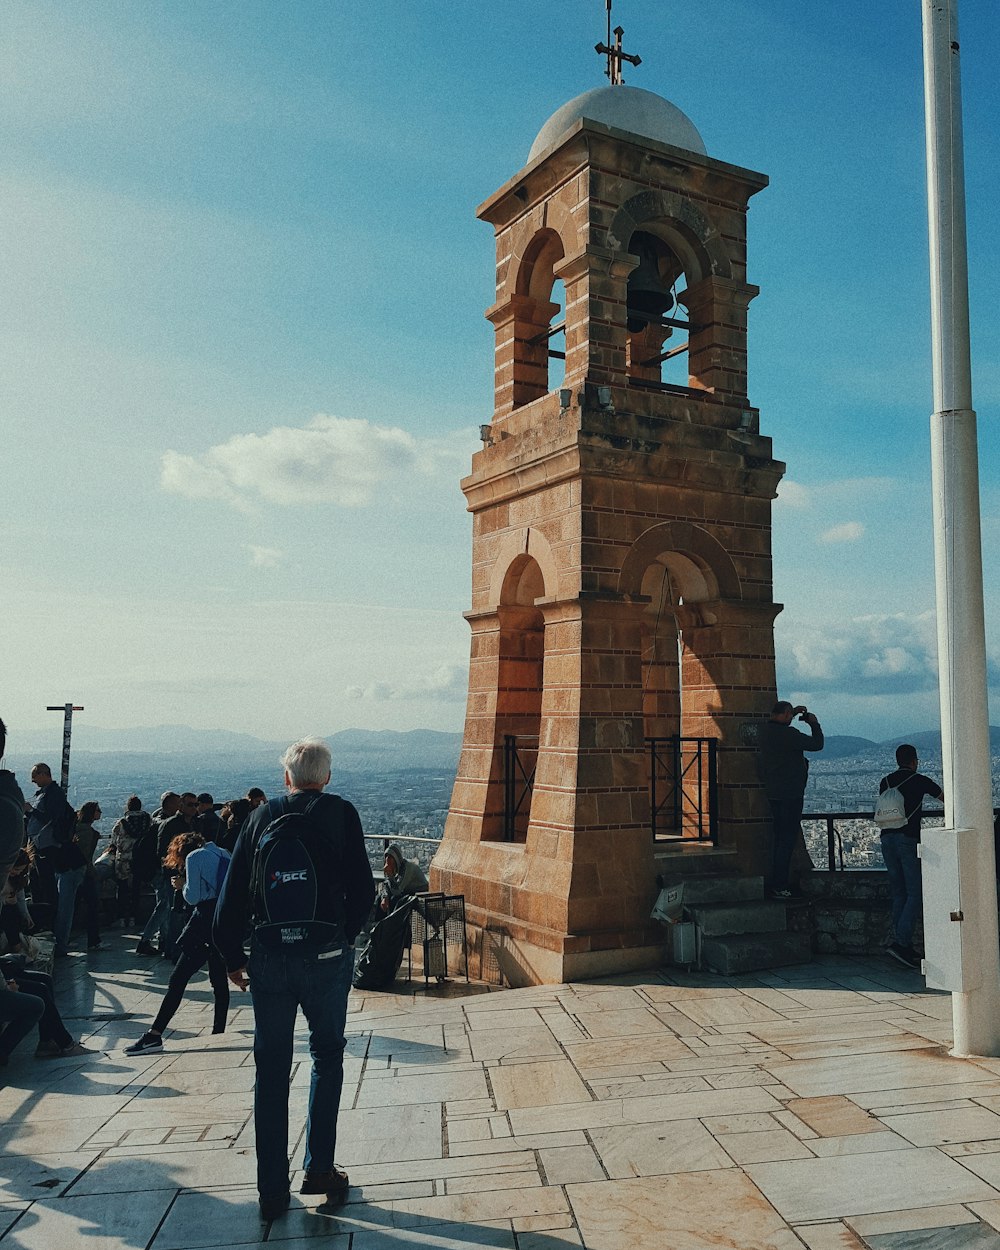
[921,0,1000,1056]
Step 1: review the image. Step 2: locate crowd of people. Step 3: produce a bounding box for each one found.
[0,715,443,1220]
[0,710,276,1064]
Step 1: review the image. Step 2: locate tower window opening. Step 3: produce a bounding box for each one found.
[626,230,694,392]
[546,279,566,393]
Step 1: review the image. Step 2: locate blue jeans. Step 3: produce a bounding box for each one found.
[881,831,922,946]
[248,943,355,1202]
[54,866,86,953]
[768,795,804,892]
[140,872,173,949]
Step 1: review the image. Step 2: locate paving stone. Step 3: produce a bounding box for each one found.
[6,1189,172,1250]
[567,1171,800,1250]
[589,1118,734,1178]
[746,1147,999,1222]
[490,1060,589,1111]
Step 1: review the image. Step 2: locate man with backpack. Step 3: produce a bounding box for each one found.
[876,744,943,970]
[214,737,374,1224]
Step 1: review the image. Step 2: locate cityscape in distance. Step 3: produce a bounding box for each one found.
[7,724,998,876]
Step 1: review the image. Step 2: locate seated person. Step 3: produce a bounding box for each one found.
[378,842,428,914]
[0,954,88,1059]
[0,974,43,1065]
[1,849,35,953]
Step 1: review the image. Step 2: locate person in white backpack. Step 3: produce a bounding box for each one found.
[878,744,943,969]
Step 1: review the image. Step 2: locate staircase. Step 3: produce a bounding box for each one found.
[654,845,812,974]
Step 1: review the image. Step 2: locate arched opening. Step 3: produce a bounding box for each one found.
[625,229,691,392]
[513,230,565,409]
[637,552,718,841]
[487,554,545,842]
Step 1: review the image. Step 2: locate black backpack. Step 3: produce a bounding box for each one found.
[248,794,345,951]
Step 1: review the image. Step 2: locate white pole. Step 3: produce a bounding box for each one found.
[922,0,1000,1056]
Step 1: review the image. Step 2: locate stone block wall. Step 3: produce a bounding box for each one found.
[793,871,924,956]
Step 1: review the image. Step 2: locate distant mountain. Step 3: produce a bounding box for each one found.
[326,729,462,773]
[822,735,879,760]
[9,724,464,777]
[878,727,1000,753]
[17,723,282,757]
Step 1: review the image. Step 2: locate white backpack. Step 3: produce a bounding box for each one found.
[874,776,910,829]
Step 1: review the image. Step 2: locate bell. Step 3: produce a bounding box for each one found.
[626,236,674,333]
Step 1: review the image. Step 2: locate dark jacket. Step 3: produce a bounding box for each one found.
[380,841,429,904]
[756,718,824,800]
[28,780,70,850]
[213,789,375,973]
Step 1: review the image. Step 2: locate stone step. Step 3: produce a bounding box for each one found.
[653,845,739,878]
[661,875,766,906]
[700,930,813,976]
[688,900,787,937]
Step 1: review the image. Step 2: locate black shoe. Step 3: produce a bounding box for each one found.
[259,1193,290,1222]
[135,942,157,957]
[301,1166,349,1198]
[123,1031,163,1055]
[87,941,104,951]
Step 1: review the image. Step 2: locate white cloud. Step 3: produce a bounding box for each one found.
[346,663,468,704]
[245,544,283,569]
[162,415,476,510]
[819,521,865,544]
[779,612,940,696]
[776,479,810,509]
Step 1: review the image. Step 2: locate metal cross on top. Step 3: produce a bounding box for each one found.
[595,0,641,85]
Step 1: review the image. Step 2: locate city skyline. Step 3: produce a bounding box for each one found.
[4,1,998,744]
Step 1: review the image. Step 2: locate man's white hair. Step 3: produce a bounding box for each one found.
[281,737,332,788]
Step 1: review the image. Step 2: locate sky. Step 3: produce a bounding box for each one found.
[2,0,998,748]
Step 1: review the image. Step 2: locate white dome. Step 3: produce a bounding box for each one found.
[528,85,706,163]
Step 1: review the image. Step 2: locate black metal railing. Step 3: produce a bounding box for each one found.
[503,734,539,842]
[649,736,718,843]
[802,808,948,872]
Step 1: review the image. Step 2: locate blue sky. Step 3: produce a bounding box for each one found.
[2,0,998,745]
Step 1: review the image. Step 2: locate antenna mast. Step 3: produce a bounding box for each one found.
[596,0,641,85]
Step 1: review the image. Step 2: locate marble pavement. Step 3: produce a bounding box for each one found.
[6,935,1000,1248]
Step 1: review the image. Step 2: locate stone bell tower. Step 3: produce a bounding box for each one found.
[430,60,784,984]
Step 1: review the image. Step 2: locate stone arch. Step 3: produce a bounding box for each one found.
[607,190,732,285]
[618,521,742,603]
[488,527,560,610]
[500,201,581,305]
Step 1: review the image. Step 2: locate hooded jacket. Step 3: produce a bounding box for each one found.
[381,842,428,902]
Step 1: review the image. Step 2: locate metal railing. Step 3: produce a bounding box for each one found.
[802,808,948,872]
[498,733,719,843]
[649,736,718,843]
[503,734,538,842]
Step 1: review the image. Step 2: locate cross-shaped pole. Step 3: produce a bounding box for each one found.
[46,702,84,791]
[596,1,641,85]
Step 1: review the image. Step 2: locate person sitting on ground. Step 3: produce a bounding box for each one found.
[246,787,266,810]
[125,829,232,1054]
[1,849,35,953]
[378,842,428,914]
[0,971,43,1066]
[0,954,88,1059]
[109,796,152,928]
